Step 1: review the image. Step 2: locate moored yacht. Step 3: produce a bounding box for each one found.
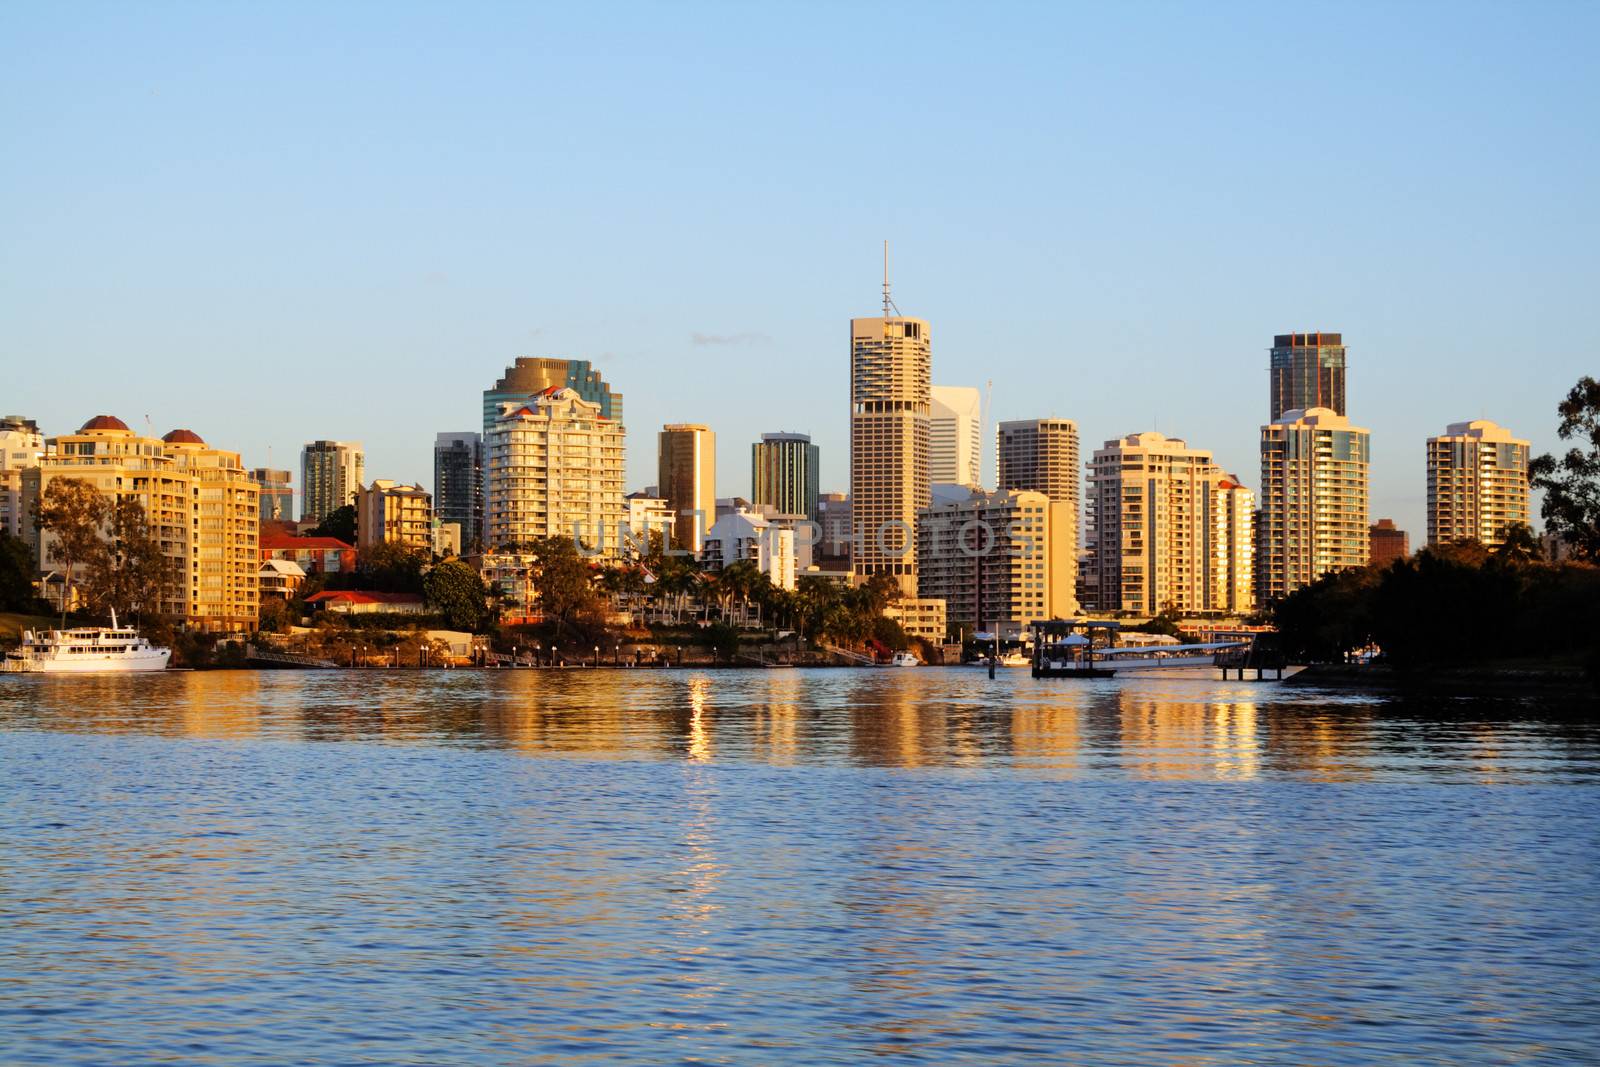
[1,611,171,674]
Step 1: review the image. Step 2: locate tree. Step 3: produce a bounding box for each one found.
[83,497,171,620]
[1530,376,1600,560]
[424,559,488,631]
[1495,522,1541,564]
[311,504,357,544]
[529,536,600,636]
[358,541,428,593]
[0,530,37,612]
[30,477,110,626]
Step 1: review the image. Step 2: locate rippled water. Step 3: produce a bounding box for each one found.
[3,669,1598,1065]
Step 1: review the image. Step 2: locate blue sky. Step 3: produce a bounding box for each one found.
[3,2,1596,538]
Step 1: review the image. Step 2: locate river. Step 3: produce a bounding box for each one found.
[3,669,1598,1064]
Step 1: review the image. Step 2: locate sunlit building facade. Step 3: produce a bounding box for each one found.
[300,440,364,524]
[930,385,982,488]
[851,313,930,597]
[1269,331,1346,421]
[751,432,820,520]
[916,488,1067,636]
[1,415,44,537]
[486,388,625,555]
[1257,407,1370,603]
[1426,420,1531,548]
[659,424,716,553]
[357,479,434,552]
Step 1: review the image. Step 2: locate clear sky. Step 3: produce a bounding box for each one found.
[3,2,1596,537]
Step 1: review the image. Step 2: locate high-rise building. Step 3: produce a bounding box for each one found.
[483,358,622,442]
[248,468,294,523]
[357,480,434,552]
[658,424,716,553]
[23,417,259,632]
[1,415,44,537]
[751,432,820,520]
[996,418,1081,505]
[816,492,851,560]
[917,488,1070,635]
[1082,432,1252,616]
[851,299,930,597]
[433,432,483,547]
[1369,518,1410,566]
[1269,332,1347,421]
[1426,420,1532,549]
[300,440,364,524]
[930,386,982,488]
[1257,407,1370,603]
[486,388,625,555]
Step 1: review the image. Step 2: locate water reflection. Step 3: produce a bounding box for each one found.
[0,670,1597,783]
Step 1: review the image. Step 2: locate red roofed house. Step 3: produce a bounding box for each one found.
[261,531,356,575]
[304,590,427,615]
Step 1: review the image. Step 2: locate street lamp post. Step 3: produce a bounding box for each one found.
[592,645,599,668]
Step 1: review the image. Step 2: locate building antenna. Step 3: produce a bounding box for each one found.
[882,239,900,318]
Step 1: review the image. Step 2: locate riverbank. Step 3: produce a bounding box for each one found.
[1288,662,1599,699]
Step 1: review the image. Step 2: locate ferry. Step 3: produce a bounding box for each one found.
[1,611,171,674]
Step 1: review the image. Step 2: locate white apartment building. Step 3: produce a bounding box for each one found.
[701,508,797,591]
[1257,407,1370,603]
[486,388,625,555]
[1082,431,1253,616]
[930,385,982,488]
[1,415,44,538]
[1426,420,1532,548]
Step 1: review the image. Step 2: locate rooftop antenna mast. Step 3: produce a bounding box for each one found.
[882,239,900,318]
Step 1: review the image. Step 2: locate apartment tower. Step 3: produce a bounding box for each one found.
[248,468,294,523]
[485,389,625,555]
[483,358,622,439]
[850,269,931,597]
[658,424,716,553]
[751,432,820,520]
[1,415,44,537]
[1257,407,1370,602]
[23,417,259,631]
[300,440,364,524]
[1269,332,1346,421]
[1426,420,1531,548]
[917,489,1067,634]
[930,386,982,488]
[1082,431,1252,616]
[433,432,483,547]
[357,480,434,552]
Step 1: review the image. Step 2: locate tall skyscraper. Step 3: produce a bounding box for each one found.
[1426,420,1531,548]
[1269,332,1347,421]
[1257,407,1370,602]
[658,424,716,553]
[486,389,625,554]
[300,440,364,524]
[996,418,1081,616]
[930,386,982,488]
[433,431,483,547]
[850,273,930,597]
[483,358,622,443]
[751,432,820,520]
[1082,431,1252,616]
[24,417,259,632]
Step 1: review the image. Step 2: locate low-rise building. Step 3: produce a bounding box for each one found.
[260,532,356,575]
[258,558,307,600]
[357,479,433,551]
[884,597,947,643]
[1369,519,1410,566]
[702,509,797,591]
[625,492,676,551]
[304,590,428,615]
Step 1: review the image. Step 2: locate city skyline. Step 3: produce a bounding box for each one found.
[4,5,1596,539]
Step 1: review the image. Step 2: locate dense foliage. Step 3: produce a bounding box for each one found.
[1531,375,1600,560]
[309,504,358,544]
[0,530,41,612]
[424,559,488,630]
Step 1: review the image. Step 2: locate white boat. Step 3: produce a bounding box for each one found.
[889,651,920,667]
[1,611,171,674]
[973,651,1030,668]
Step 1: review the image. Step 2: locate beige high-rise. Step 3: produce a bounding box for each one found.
[1426,420,1531,548]
[23,416,259,632]
[658,424,716,553]
[486,389,625,555]
[851,315,930,596]
[917,489,1068,634]
[1257,407,1370,603]
[996,418,1080,617]
[1083,431,1252,616]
